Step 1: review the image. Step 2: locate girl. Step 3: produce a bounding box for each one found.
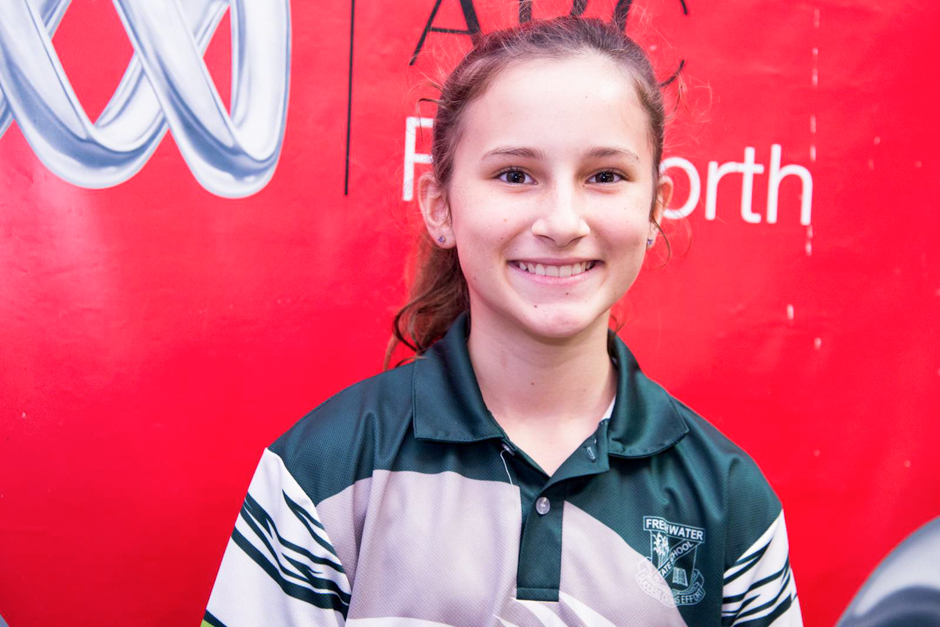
[203,16,802,627]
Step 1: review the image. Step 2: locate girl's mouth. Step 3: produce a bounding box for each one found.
[509,260,598,277]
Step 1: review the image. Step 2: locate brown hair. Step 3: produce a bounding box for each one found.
[386,16,669,368]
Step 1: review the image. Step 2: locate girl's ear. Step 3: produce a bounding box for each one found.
[418,171,456,248]
[649,174,674,244]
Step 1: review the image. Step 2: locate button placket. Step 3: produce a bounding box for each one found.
[516,485,566,602]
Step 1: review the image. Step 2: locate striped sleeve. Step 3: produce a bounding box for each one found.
[721,511,802,627]
[203,448,352,627]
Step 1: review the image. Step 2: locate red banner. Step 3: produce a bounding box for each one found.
[1,1,938,625]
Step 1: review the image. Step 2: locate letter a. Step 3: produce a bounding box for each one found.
[410,0,482,65]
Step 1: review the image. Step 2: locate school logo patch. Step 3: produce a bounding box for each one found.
[636,516,706,606]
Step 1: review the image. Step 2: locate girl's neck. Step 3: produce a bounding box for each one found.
[466,309,616,433]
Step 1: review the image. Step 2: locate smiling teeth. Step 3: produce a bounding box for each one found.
[515,261,595,275]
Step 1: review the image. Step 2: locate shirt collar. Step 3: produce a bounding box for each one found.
[412,312,688,457]
[413,313,503,443]
[604,327,690,458]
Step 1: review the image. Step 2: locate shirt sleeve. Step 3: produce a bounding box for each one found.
[721,510,802,626]
[202,448,352,627]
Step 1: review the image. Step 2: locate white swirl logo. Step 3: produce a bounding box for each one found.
[0,0,290,198]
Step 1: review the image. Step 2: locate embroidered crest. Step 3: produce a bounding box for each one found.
[636,516,706,606]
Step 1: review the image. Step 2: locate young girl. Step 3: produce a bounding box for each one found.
[203,16,801,627]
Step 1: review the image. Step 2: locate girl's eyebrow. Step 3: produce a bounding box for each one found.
[585,146,640,163]
[480,145,640,163]
[481,146,546,161]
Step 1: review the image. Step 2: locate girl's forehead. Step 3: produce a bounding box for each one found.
[496,52,633,91]
[457,54,651,161]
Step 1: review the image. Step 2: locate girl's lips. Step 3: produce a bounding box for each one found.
[508,259,600,281]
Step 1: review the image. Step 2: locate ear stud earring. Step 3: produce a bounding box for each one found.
[646,237,654,247]
[438,235,446,244]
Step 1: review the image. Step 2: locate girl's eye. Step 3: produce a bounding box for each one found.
[589,171,624,184]
[497,169,533,185]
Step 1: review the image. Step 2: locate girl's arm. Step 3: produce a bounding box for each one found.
[202,448,351,627]
[721,510,801,627]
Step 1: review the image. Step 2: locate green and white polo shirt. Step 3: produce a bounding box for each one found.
[203,313,801,626]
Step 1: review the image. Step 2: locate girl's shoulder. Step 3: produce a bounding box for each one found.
[659,393,786,571]
[266,361,418,506]
[669,394,782,510]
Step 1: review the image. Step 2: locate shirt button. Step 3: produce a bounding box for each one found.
[535,497,551,515]
[585,445,597,462]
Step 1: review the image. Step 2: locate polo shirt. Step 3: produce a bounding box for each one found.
[203,313,802,626]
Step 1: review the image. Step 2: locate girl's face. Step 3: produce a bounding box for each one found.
[422,53,671,342]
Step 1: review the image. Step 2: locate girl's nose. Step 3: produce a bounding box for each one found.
[530,183,591,247]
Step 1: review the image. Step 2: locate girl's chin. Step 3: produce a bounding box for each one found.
[517,306,610,340]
